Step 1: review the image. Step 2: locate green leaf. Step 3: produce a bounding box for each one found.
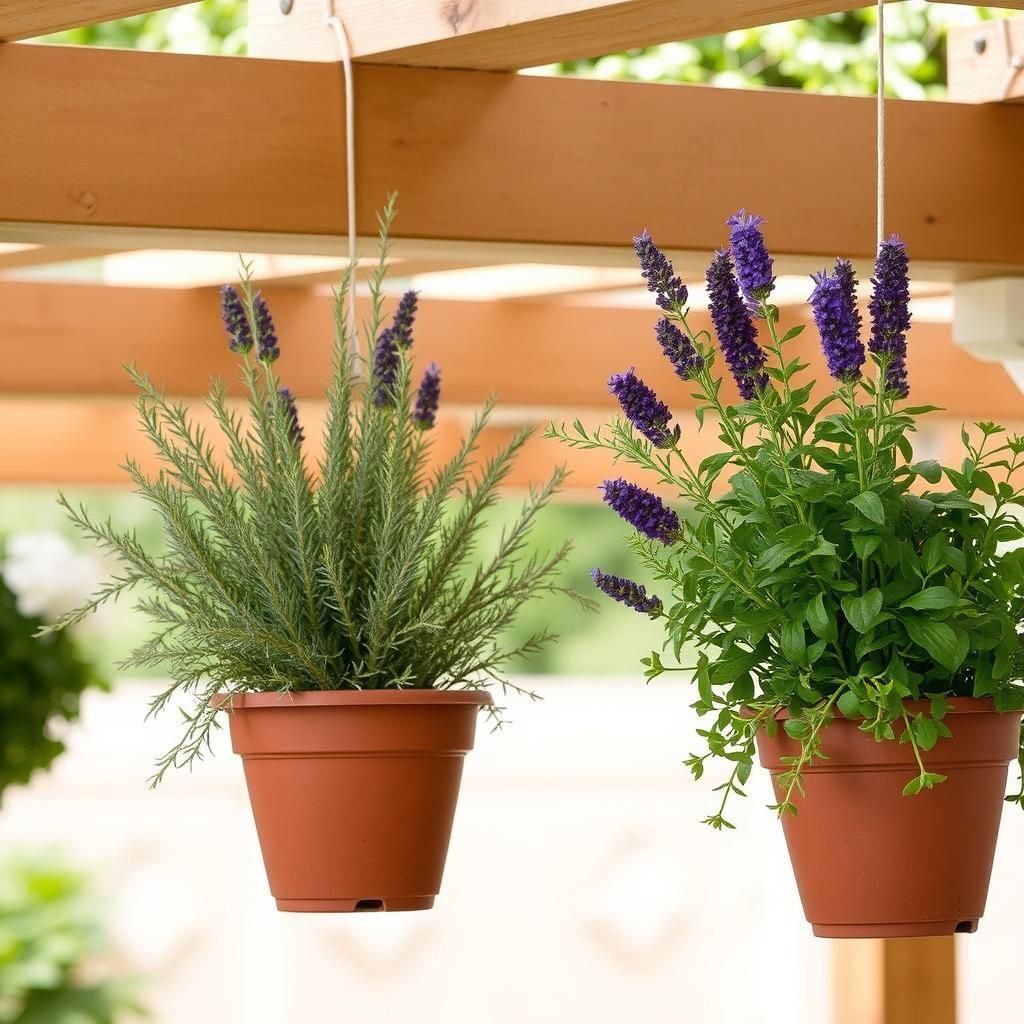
[841,589,883,634]
[850,491,886,525]
[903,618,964,672]
[805,594,838,643]
[781,619,807,665]
[784,718,809,740]
[837,690,862,719]
[852,534,881,560]
[900,587,958,612]
[911,460,942,484]
[911,715,939,751]
[903,771,947,796]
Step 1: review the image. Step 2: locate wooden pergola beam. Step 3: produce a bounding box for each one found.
[1,280,1020,421]
[250,0,1024,70]
[2,44,1024,279]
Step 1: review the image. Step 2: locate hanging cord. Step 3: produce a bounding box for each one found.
[324,0,359,354]
[876,0,886,247]
[999,17,1024,101]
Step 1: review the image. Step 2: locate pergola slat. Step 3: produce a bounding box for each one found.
[2,44,1024,279]
[253,0,1024,70]
[0,280,1020,421]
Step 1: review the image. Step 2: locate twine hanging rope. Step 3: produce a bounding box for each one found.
[324,0,359,354]
[876,0,886,248]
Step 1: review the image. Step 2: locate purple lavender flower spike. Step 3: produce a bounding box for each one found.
[705,249,769,401]
[276,387,304,445]
[373,291,421,406]
[655,318,704,380]
[591,568,663,616]
[727,210,776,311]
[633,229,688,313]
[220,285,252,353]
[868,236,911,398]
[391,290,419,349]
[372,327,400,406]
[413,362,441,430]
[600,478,680,545]
[809,259,865,383]
[608,368,678,449]
[253,293,280,363]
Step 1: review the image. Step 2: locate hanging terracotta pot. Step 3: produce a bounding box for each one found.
[218,689,492,912]
[755,697,1022,938]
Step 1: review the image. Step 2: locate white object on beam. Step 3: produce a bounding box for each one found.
[953,277,1024,394]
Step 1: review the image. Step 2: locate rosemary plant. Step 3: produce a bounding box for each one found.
[47,199,582,782]
[549,212,1024,828]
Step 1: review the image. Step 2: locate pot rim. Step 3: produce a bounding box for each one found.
[212,689,494,710]
[751,695,1003,722]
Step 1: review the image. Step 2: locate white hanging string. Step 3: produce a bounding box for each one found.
[324,0,359,353]
[876,0,886,247]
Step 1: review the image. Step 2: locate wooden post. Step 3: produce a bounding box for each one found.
[834,938,957,1024]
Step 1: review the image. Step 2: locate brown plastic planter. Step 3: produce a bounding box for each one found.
[755,697,1022,938]
[217,689,492,913]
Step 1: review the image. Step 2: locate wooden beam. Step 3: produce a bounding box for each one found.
[1,281,1021,422]
[834,938,957,1024]
[248,0,1024,70]
[0,395,1011,490]
[3,45,1024,279]
[948,15,1024,103]
[0,1,193,41]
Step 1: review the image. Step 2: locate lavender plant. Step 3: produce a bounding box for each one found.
[550,214,1024,828]
[45,198,583,783]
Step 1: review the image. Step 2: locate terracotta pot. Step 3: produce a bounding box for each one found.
[754,697,1022,938]
[218,689,492,913]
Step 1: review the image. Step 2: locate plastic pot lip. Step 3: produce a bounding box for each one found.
[746,695,1006,722]
[212,689,494,711]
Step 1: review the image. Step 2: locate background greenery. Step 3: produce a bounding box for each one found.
[0,856,143,1024]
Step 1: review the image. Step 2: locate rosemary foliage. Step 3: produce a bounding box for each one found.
[46,199,584,783]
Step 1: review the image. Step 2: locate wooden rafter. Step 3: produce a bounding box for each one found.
[0,280,1019,421]
[2,45,1024,279]
[249,0,1024,70]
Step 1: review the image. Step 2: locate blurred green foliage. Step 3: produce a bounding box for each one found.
[0,561,106,803]
[40,0,246,53]
[0,857,143,1024]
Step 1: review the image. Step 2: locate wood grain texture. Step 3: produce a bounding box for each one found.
[1,281,1021,422]
[3,45,1024,277]
[948,15,1024,103]
[249,0,1024,70]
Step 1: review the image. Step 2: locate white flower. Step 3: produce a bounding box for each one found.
[2,531,104,626]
